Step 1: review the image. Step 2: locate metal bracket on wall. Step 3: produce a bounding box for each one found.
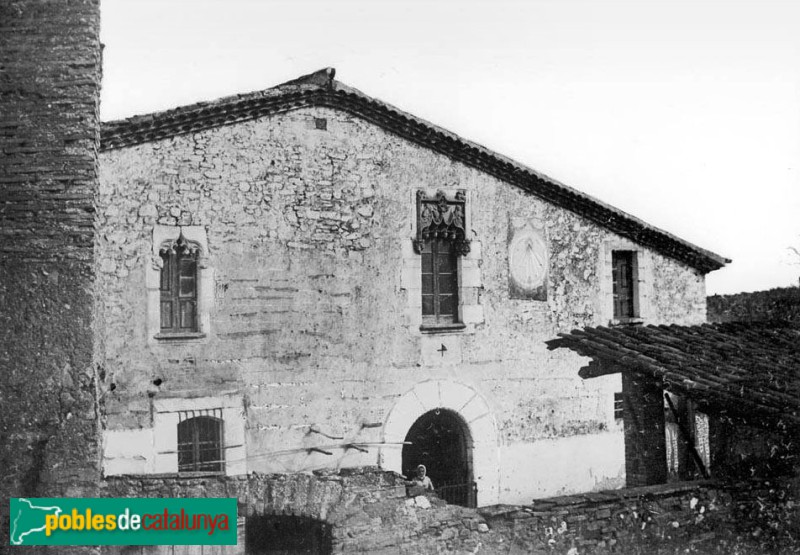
[307,447,333,456]
[308,427,344,440]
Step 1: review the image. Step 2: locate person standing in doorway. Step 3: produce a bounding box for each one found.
[405,464,434,493]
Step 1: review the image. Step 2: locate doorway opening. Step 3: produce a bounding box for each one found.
[402,408,476,507]
[245,514,332,554]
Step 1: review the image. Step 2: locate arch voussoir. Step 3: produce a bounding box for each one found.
[381,379,500,506]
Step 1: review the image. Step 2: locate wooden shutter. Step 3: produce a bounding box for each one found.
[421,238,459,324]
[612,251,635,319]
[160,249,198,332]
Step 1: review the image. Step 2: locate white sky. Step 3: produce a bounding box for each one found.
[100,0,800,295]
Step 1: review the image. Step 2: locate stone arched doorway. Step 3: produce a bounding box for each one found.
[402,408,476,507]
[245,514,332,554]
[381,379,500,506]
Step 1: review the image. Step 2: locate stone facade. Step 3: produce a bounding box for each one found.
[98,104,709,506]
[0,0,102,551]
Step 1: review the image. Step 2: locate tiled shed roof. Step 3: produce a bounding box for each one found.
[546,322,800,425]
[101,68,730,274]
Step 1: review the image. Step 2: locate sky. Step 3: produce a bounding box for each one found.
[100,0,800,295]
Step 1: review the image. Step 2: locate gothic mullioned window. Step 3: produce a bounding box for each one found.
[414,190,470,328]
[159,233,200,333]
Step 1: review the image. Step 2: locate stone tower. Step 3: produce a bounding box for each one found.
[0,0,102,549]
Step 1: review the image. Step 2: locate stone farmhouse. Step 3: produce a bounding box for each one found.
[9,2,800,552]
[97,67,729,508]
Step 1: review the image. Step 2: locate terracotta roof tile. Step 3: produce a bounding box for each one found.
[101,68,729,274]
[547,322,800,425]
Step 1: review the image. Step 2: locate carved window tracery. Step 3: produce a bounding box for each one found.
[159,232,201,334]
[415,190,469,328]
[413,190,470,256]
[159,232,201,258]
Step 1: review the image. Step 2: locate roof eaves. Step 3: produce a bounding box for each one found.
[328,81,730,273]
[100,69,730,274]
[547,323,800,426]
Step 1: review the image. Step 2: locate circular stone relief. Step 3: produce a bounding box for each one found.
[509,229,548,290]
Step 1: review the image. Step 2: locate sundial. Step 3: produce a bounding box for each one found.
[508,223,548,300]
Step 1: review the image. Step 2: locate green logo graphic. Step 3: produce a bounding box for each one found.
[9,498,237,546]
[9,499,62,545]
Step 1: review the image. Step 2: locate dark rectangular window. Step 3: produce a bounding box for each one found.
[614,392,624,420]
[178,412,223,473]
[160,249,198,332]
[612,251,636,319]
[421,238,459,325]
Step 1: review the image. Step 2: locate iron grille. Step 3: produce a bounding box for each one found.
[436,480,477,508]
[177,408,224,473]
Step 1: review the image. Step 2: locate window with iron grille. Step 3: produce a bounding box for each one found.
[612,251,637,320]
[177,411,224,473]
[160,235,199,333]
[421,238,459,325]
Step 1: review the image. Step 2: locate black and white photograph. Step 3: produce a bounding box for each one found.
[2,1,799,553]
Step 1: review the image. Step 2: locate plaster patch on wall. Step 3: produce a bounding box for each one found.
[101,394,246,477]
[499,431,625,503]
[103,428,155,476]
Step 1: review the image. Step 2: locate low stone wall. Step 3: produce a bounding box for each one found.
[100,468,500,554]
[482,478,800,554]
[482,482,725,553]
[99,470,800,554]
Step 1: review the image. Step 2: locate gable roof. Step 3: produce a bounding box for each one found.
[546,322,800,426]
[101,68,730,274]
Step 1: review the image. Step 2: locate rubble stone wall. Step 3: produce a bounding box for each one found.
[100,469,796,554]
[707,286,800,323]
[100,468,492,555]
[709,414,798,482]
[706,287,800,483]
[0,0,102,551]
[98,106,707,504]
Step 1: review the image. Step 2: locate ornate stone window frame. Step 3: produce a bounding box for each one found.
[412,190,470,256]
[413,190,471,331]
[147,225,213,343]
[401,189,484,334]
